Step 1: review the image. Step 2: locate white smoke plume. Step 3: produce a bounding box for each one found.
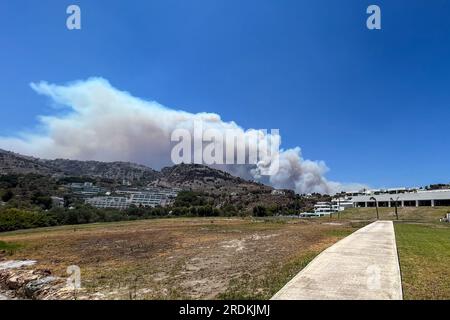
[0,78,365,194]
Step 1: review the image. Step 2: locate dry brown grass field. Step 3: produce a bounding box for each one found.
[0,217,357,300]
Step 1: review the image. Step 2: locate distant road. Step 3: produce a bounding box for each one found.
[272,221,403,300]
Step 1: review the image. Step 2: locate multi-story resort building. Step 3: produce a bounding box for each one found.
[115,187,181,199]
[85,187,181,210]
[311,199,354,216]
[68,182,107,197]
[312,202,335,216]
[85,196,130,210]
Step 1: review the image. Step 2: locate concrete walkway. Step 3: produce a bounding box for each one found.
[272,221,403,300]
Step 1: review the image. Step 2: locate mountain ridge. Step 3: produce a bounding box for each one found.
[0,149,273,193]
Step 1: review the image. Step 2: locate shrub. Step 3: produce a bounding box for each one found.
[1,190,14,202]
[253,206,268,217]
[0,208,57,232]
[174,191,207,207]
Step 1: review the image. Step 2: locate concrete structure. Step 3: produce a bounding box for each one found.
[68,182,106,197]
[313,202,334,216]
[86,187,180,210]
[312,199,354,216]
[332,199,354,211]
[332,187,450,209]
[272,221,403,300]
[348,189,450,208]
[116,187,180,207]
[116,187,180,199]
[129,192,171,207]
[50,196,64,208]
[85,196,130,210]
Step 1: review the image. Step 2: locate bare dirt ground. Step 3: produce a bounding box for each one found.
[0,218,357,300]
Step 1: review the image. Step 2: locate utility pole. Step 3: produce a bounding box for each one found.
[390,197,399,220]
[338,197,341,220]
[370,196,379,220]
[329,202,333,220]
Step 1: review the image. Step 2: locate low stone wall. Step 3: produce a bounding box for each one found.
[0,261,85,300]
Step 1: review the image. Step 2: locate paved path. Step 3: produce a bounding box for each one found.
[272,221,403,300]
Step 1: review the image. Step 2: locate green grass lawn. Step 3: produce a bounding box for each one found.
[395,223,450,299]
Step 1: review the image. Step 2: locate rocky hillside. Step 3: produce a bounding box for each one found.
[152,164,296,210]
[0,149,160,183]
[0,149,297,211]
[153,163,263,192]
[0,149,269,192]
[40,158,161,182]
[0,149,58,176]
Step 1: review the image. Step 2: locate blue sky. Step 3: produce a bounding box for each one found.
[0,0,449,189]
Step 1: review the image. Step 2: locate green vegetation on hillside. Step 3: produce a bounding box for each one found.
[0,206,168,232]
[173,191,207,207]
[0,208,58,232]
[0,172,334,232]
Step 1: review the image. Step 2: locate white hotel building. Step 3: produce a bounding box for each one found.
[335,188,450,208]
[85,187,181,210]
